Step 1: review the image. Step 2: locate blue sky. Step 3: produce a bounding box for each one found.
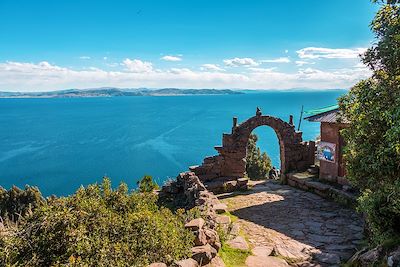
[0,0,378,91]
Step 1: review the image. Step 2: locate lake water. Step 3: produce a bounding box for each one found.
[0,90,345,196]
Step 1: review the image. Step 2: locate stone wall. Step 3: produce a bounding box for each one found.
[158,172,230,266]
[191,112,315,189]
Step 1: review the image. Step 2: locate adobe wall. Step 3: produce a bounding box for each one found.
[320,122,349,185]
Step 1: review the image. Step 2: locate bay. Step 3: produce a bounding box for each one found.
[0,90,345,195]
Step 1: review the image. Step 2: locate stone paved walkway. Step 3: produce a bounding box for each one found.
[219,180,364,267]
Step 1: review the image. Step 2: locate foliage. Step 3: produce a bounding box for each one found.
[0,178,194,266]
[246,133,272,180]
[137,175,159,193]
[339,0,400,244]
[0,185,44,222]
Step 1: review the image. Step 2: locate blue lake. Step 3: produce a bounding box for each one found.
[0,90,345,196]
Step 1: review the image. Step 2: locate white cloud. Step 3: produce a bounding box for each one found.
[200,64,225,72]
[0,60,371,92]
[103,57,108,60]
[161,55,182,62]
[122,58,153,73]
[223,57,259,67]
[79,56,91,60]
[260,57,291,63]
[295,60,315,66]
[297,47,367,59]
[248,67,276,73]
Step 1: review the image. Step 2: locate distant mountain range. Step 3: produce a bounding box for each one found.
[0,88,244,98]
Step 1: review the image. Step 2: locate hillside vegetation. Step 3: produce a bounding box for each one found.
[0,177,194,266]
[339,0,400,248]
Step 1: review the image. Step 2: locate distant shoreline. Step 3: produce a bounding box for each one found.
[0,88,243,99]
[0,88,347,99]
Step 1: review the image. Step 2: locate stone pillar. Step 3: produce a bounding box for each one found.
[289,115,294,126]
[232,117,238,132]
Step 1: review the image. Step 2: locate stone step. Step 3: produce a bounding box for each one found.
[287,171,357,206]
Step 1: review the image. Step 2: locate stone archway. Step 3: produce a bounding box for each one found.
[191,110,315,183]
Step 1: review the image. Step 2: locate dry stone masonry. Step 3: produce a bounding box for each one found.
[158,172,228,266]
[191,110,315,192]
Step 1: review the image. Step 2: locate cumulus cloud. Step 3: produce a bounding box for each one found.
[223,57,259,67]
[161,55,182,62]
[0,60,371,92]
[122,58,153,73]
[295,60,315,66]
[260,57,291,63]
[297,47,367,59]
[200,64,225,72]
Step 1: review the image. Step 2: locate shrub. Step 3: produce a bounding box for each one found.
[0,178,194,266]
[246,133,272,180]
[0,185,44,222]
[137,175,159,193]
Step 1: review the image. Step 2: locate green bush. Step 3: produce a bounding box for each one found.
[0,178,194,266]
[339,0,400,245]
[246,133,272,180]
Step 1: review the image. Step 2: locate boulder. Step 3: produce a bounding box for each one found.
[185,218,205,231]
[191,244,217,265]
[226,236,249,251]
[215,215,231,225]
[175,258,199,267]
[388,246,400,267]
[194,229,208,246]
[213,203,228,214]
[273,242,311,262]
[358,246,382,265]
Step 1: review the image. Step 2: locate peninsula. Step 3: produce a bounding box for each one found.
[0,88,243,98]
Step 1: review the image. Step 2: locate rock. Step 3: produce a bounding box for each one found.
[226,236,249,251]
[204,228,219,244]
[213,203,228,214]
[148,263,167,267]
[387,246,400,267]
[175,258,199,267]
[191,244,217,265]
[358,246,382,265]
[252,246,274,257]
[207,256,226,267]
[215,215,231,225]
[185,218,205,231]
[314,252,341,265]
[273,242,310,262]
[194,229,208,246]
[245,255,289,267]
[229,223,240,238]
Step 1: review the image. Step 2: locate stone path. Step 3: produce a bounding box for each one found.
[219,180,364,267]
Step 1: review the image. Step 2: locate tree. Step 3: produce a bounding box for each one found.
[137,175,159,193]
[245,133,272,180]
[339,0,400,244]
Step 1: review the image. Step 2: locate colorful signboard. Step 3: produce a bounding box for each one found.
[317,141,336,163]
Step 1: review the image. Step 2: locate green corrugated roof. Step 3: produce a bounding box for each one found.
[304,104,339,117]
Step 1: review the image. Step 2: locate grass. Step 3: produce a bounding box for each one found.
[218,243,251,267]
[221,211,238,223]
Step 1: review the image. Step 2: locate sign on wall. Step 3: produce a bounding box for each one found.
[317,141,336,163]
